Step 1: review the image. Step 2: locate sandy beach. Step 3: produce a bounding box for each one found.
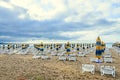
[0,48,120,80]
[0,0,119,80]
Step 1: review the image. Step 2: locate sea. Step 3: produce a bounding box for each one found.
[106,43,113,48]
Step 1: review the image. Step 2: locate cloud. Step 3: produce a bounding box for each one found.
[59,21,120,42]
[64,0,120,25]
[0,0,14,10]
[10,0,67,21]
[0,36,11,38]
[0,0,120,43]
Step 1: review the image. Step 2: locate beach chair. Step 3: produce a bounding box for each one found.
[32,54,41,59]
[23,48,30,54]
[51,52,57,56]
[8,48,14,54]
[71,49,76,53]
[82,64,95,74]
[104,54,111,58]
[104,58,112,63]
[78,52,86,57]
[58,56,67,61]
[46,50,51,53]
[41,55,50,60]
[2,48,8,54]
[100,66,115,77]
[13,49,18,54]
[90,48,94,53]
[69,54,77,57]
[68,57,77,61]
[90,58,98,62]
[15,47,22,54]
[57,52,64,56]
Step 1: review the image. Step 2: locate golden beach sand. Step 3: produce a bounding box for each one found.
[0,48,120,80]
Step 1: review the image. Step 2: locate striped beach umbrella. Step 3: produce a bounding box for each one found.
[76,43,80,52]
[56,43,59,52]
[95,36,102,60]
[66,42,71,54]
[103,42,106,51]
[101,41,105,54]
[40,42,44,53]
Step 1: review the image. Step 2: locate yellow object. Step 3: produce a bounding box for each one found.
[96,36,102,59]
[96,36,101,42]
[96,56,101,59]
[40,42,43,48]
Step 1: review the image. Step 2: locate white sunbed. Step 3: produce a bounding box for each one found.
[82,64,95,74]
[41,55,50,60]
[100,66,115,77]
[57,52,64,56]
[90,58,98,62]
[51,52,57,56]
[71,50,76,53]
[58,56,67,61]
[32,54,41,59]
[24,47,32,54]
[90,58,103,63]
[15,48,22,54]
[68,57,77,61]
[8,49,14,54]
[104,58,113,63]
[78,52,86,57]
[2,49,8,54]
[69,54,77,57]
[104,54,111,58]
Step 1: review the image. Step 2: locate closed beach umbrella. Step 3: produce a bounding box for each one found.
[76,43,80,52]
[56,43,59,52]
[101,41,105,54]
[40,42,44,53]
[95,36,102,60]
[66,42,71,55]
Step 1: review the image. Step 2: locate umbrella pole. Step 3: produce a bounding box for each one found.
[97,58,100,71]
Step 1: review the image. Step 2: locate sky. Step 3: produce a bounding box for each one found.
[0,0,120,43]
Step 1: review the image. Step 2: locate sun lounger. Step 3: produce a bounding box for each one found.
[78,53,86,57]
[41,55,50,60]
[68,57,77,61]
[90,58,98,62]
[69,54,77,57]
[90,58,103,63]
[104,58,112,63]
[8,49,14,54]
[51,52,57,56]
[57,52,64,56]
[58,56,67,61]
[100,66,115,77]
[32,54,41,59]
[82,64,95,74]
[104,54,111,58]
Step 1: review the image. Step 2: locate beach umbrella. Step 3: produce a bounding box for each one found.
[101,41,105,54]
[56,43,59,53]
[40,42,44,54]
[66,42,71,55]
[76,43,80,52]
[50,44,53,50]
[95,36,102,62]
[64,43,67,49]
